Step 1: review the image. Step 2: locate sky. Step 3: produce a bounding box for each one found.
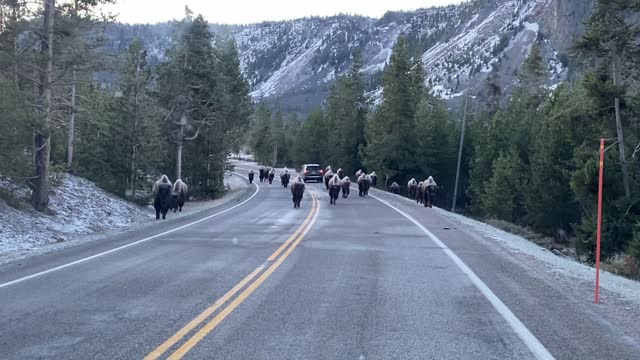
[106,0,464,25]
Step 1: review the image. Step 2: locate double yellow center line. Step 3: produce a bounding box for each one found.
[145,191,319,360]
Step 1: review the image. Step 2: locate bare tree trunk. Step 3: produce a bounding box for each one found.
[452,95,469,212]
[129,60,141,199]
[273,144,278,167]
[612,58,631,200]
[32,0,54,211]
[66,66,76,169]
[176,124,183,180]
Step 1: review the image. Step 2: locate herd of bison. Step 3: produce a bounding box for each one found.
[150,166,438,219]
[248,166,438,209]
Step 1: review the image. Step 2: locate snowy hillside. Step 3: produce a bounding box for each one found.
[0,175,150,262]
[105,0,591,111]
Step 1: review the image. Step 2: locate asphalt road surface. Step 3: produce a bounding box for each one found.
[1,163,639,360]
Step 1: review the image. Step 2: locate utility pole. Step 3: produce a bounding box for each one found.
[452,95,469,213]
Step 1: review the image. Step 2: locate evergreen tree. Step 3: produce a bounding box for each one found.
[364,37,420,182]
[324,54,368,174]
[574,0,640,200]
[481,148,524,222]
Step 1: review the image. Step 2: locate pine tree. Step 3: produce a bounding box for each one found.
[324,54,368,174]
[481,148,524,222]
[364,37,420,181]
[525,86,579,235]
[156,13,218,181]
[574,0,640,200]
[113,38,161,199]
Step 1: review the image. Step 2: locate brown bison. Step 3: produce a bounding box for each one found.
[416,181,424,204]
[153,175,173,220]
[280,168,291,188]
[389,182,400,194]
[171,179,188,213]
[324,169,334,190]
[408,178,418,199]
[358,173,372,197]
[422,176,438,208]
[248,170,255,184]
[328,174,341,205]
[291,175,305,208]
[259,167,266,182]
[341,176,351,198]
[268,168,275,184]
[337,168,344,179]
[370,171,378,188]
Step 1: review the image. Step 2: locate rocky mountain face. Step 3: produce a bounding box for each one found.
[104,0,595,114]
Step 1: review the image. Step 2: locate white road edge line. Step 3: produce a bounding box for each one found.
[368,193,555,360]
[0,173,259,290]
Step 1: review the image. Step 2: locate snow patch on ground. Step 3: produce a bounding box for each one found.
[0,175,149,261]
[522,21,539,33]
[436,208,640,304]
[0,173,248,265]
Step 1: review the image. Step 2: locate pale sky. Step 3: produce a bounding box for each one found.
[107,0,464,25]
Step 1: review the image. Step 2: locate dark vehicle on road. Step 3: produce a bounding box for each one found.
[301,164,323,183]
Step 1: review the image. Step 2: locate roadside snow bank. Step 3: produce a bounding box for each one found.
[0,175,149,260]
[436,208,640,304]
[0,173,249,265]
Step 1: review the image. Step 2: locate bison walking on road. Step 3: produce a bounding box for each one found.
[324,169,334,190]
[416,181,424,204]
[422,176,438,208]
[328,174,341,205]
[291,175,305,208]
[358,174,372,197]
[408,178,417,199]
[268,168,275,184]
[153,175,173,220]
[171,179,188,213]
[369,172,377,188]
[280,168,291,188]
[259,167,266,182]
[389,182,400,194]
[248,170,255,184]
[341,176,351,199]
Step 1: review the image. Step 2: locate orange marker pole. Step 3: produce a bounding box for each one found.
[595,138,605,304]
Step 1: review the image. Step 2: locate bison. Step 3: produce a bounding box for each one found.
[358,173,372,197]
[408,178,418,199]
[259,167,266,182]
[341,176,351,198]
[268,168,275,184]
[355,169,363,178]
[291,175,305,208]
[171,179,188,213]
[422,176,438,208]
[280,168,291,188]
[324,169,334,190]
[337,168,344,179]
[416,181,424,204]
[370,171,378,188]
[248,170,255,184]
[328,174,341,205]
[389,182,400,194]
[153,175,173,220]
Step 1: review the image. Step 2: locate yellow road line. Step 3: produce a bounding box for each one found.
[143,266,264,360]
[267,201,315,261]
[167,192,319,360]
[144,192,318,360]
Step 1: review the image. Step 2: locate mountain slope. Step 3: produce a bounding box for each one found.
[104,0,593,113]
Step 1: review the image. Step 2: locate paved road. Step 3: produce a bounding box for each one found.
[1,166,639,359]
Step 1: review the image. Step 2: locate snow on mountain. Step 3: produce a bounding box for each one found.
[105,0,591,112]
